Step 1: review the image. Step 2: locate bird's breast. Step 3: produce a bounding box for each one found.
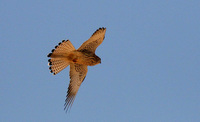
[69,51,98,66]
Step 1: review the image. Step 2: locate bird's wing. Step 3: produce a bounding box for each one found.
[47,40,75,75]
[64,64,88,112]
[78,27,106,53]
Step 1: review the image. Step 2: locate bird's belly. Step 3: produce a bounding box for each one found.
[76,56,95,66]
[68,51,94,66]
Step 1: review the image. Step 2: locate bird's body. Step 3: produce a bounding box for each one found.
[68,50,101,66]
[47,27,106,111]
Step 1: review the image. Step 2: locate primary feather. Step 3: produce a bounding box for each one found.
[47,27,106,112]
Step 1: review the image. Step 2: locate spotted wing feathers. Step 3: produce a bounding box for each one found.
[78,27,106,53]
[47,27,106,112]
[47,40,75,58]
[47,40,75,75]
[48,58,69,75]
[64,64,88,112]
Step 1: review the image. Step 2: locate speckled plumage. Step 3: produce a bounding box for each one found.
[47,27,106,112]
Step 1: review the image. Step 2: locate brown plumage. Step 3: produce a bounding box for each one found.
[47,27,106,112]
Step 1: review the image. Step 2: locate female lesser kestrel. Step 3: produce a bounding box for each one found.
[47,27,106,112]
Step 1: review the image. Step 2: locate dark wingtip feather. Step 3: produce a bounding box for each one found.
[47,53,52,57]
[48,62,52,65]
[99,27,106,30]
[51,49,55,52]
[92,27,106,36]
[64,86,77,112]
[64,96,75,112]
[62,40,65,42]
[48,59,52,66]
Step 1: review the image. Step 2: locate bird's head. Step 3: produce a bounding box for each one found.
[90,54,101,66]
[96,56,101,64]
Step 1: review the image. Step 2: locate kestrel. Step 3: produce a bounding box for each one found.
[47,27,106,111]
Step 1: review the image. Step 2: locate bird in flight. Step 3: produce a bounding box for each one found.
[47,27,106,112]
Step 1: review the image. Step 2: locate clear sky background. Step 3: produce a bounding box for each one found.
[1,0,200,122]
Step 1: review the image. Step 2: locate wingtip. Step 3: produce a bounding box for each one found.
[51,49,55,52]
[91,27,106,36]
[50,70,54,74]
[47,53,52,57]
[48,62,52,66]
[100,27,106,30]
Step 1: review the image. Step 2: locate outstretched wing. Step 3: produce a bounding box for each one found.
[64,64,88,112]
[78,27,106,53]
[47,40,75,75]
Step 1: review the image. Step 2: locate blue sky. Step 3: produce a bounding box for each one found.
[1,0,200,122]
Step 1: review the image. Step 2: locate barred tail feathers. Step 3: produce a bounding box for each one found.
[47,40,76,75]
[47,40,75,58]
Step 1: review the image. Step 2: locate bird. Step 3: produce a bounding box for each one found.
[47,27,106,112]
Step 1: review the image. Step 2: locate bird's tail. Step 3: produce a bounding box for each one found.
[47,40,75,75]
